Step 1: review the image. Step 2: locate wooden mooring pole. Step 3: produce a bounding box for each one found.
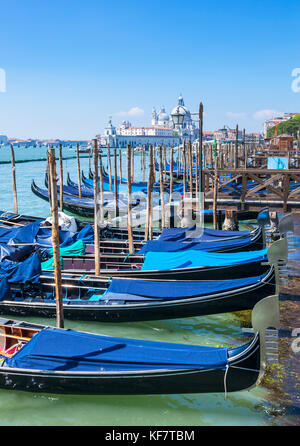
[169,145,174,228]
[159,145,165,229]
[48,148,64,328]
[92,139,101,276]
[10,144,18,214]
[199,102,203,195]
[142,146,145,182]
[235,124,239,169]
[145,145,153,241]
[58,144,64,211]
[114,147,119,218]
[107,144,112,191]
[131,146,134,183]
[119,148,122,183]
[213,156,219,229]
[188,141,193,197]
[127,144,134,253]
[99,153,104,223]
[76,142,82,198]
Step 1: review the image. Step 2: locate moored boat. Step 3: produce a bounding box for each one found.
[0,294,279,395]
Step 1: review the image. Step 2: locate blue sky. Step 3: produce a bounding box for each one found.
[0,0,299,139]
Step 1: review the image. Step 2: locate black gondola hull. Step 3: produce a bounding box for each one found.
[98,260,270,281]
[0,268,275,322]
[0,317,261,394]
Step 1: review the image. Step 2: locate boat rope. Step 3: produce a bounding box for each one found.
[79,274,87,285]
[123,253,133,262]
[230,365,264,374]
[223,364,229,399]
[223,364,264,399]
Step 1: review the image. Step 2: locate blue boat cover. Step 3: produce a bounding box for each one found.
[83,176,184,194]
[0,276,10,301]
[0,221,94,253]
[0,244,34,262]
[6,327,229,371]
[141,248,268,271]
[159,227,250,242]
[138,236,252,254]
[0,252,41,286]
[101,274,264,302]
[0,221,42,245]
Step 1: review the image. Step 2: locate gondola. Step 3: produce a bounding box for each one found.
[0,210,161,241]
[38,223,265,272]
[71,171,260,223]
[2,262,276,322]
[82,170,185,195]
[44,217,291,283]
[60,247,270,281]
[0,294,279,395]
[0,212,276,283]
[1,237,284,323]
[60,223,265,261]
[0,208,268,260]
[31,180,140,219]
[137,224,264,254]
[45,173,95,198]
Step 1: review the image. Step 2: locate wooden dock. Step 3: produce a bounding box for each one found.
[203,168,300,212]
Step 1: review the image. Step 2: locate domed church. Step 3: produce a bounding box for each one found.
[152,95,198,142]
[99,95,197,148]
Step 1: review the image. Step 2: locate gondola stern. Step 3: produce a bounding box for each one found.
[251,294,280,383]
[279,213,294,237]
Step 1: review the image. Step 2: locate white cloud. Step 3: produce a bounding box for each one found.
[253,109,282,120]
[115,107,145,118]
[226,112,247,119]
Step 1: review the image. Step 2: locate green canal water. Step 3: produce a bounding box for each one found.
[0,151,297,426]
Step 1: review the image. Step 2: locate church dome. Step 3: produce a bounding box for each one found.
[171,95,189,117]
[158,106,169,122]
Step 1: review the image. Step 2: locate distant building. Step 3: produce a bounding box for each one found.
[270,133,294,151]
[264,113,299,136]
[98,95,198,148]
[213,126,243,142]
[203,131,214,141]
[212,127,263,144]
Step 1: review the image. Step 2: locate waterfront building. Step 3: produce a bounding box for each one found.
[212,127,263,144]
[213,126,243,142]
[270,133,294,151]
[98,95,198,148]
[264,113,299,136]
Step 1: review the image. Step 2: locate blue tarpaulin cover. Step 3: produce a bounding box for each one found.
[0,221,94,252]
[0,244,34,263]
[0,252,41,302]
[83,176,184,194]
[138,236,252,254]
[141,248,268,271]
[5,327,229,371]
[0,221,42,245]
[159,227,250,242]
[101,274,264,302]
[0,276,10,301]
[0,252,41,285]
